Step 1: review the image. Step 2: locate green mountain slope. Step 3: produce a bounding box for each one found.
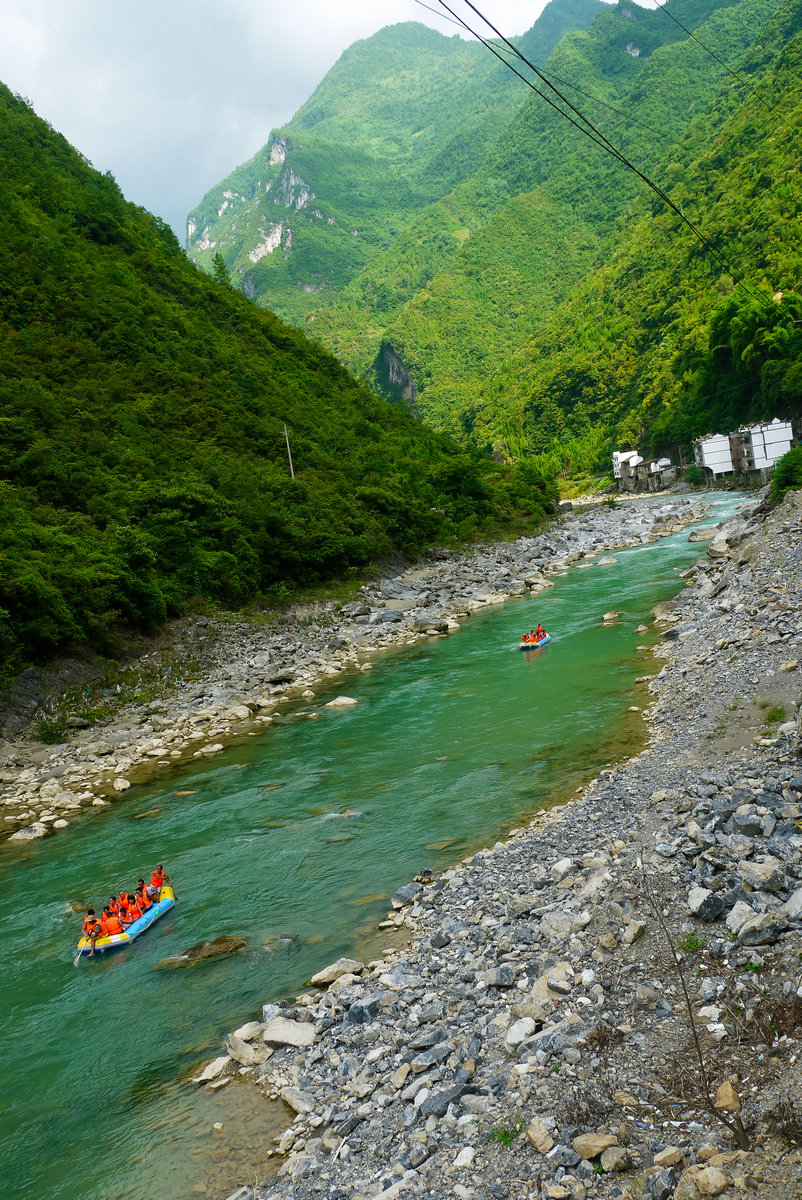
[188,0,801,474]
[0,85,556,669]
[185,1,604,325]
[316,0,786,450]
[508,12,802,469]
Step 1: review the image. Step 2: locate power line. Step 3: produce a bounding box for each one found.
[413,0,674,143]
[438,0,775,311]
[651,0,779,119]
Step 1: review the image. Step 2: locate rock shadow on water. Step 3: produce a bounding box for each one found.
[154,935,248,970]
[262,932,296,953]
[345,891,390,907]
[526,744,564,762]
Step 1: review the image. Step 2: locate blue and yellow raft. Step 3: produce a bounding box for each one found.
[76,885,176,956]
[517,634,551,650]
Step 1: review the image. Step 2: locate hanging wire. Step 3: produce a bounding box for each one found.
[413,0,674,143]
[431,0,775,310]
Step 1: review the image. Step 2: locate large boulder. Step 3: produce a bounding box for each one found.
[263,1016,316,1048]
[8,822,49,842]
[309,956,365,986]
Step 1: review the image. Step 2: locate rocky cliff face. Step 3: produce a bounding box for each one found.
[377,343,417,410]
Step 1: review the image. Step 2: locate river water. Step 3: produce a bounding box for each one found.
[0,493,745,1200]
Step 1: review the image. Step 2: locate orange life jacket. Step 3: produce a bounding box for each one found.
[127,903,143,921]
[82,914,99,936]
[105,915,123,935]
[150,869,165,888]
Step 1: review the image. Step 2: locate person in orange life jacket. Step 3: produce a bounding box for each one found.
[135,882,152,911]
[82,909,100,937]
[108,896,120,916]
[535,624,545,640]
[103,908,124,936]
[148,865,169,900]
[82,908,103,956]
[126,897,143,922]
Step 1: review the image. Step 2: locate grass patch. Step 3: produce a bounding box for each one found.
[483,1115,525,1149]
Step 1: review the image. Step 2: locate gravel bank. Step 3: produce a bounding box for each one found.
[2,495,710,845]
[192,490,802,1200]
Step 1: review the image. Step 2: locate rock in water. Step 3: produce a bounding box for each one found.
[154,935,247,969]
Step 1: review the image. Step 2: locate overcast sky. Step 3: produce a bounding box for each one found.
[0,1,559,240]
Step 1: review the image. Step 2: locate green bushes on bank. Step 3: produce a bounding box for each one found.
[770,446,802,500]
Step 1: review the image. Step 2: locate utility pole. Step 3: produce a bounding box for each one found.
[284,422,295,479]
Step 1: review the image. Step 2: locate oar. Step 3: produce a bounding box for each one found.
[73,943,84,967]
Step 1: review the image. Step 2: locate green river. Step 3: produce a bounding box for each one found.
[0,494,744,1200]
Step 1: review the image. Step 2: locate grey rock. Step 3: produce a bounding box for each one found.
[688,887,724,921]
[419,1080,470,1117]
[391,882,423,909]
[344,991,391,1025]
[483,965,516,987]
[263,1017,316,1048]
[737,911,789,945]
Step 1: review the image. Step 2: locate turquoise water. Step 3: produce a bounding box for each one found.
[0,494,744,1200]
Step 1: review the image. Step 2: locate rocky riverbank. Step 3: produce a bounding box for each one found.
[1,495,711,845]
[189,490,802,1200]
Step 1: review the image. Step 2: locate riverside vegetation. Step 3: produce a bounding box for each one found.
[0,82,556,676]
[189,0,802,474]
[200,487,802,1200]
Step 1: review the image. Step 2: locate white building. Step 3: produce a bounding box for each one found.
[694,433,734,477]
[612,450,642,479]
[737,418,793,470]
[648,456,672,475]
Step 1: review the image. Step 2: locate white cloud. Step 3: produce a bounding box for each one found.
[0,1,553,237]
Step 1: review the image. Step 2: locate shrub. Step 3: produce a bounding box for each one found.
[770,445,802,500]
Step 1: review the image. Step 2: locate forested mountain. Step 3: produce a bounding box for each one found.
[186,0,604,325]
[0,84,555,669]
[189,0,802,475]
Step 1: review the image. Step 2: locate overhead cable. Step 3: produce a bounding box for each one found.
[438,0,774,310]
[651,0,778,117]
[413,0,673,142]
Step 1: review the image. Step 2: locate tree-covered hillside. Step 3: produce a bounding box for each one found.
[312,0,797,457]
[511,13,802,471]
[189,0,802,474]
[185,0,604,325]
[0,84,556,670]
